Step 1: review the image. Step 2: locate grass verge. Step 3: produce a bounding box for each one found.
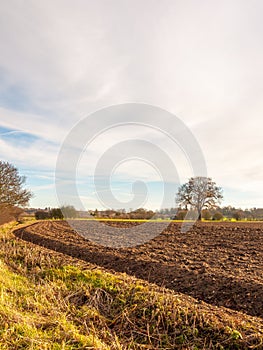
[0,222,262,349]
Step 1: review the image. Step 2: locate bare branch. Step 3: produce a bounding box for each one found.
[176,177,223,220]
[0,161,33,208]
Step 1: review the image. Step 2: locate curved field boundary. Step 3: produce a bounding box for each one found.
[14,220,263,319]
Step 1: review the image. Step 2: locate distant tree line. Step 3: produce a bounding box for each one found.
[90,208,155,220]
[35,208,63,220]
[35,205,77,220]
[90,207,223,220]
[89,206,263,221]
[33,206,263,221]
[219,206,263,221]
[156,206,263,221]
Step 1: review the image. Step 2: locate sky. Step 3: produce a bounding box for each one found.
[0,0,263,210]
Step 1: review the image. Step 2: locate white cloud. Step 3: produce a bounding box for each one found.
[0,0,263,208]
[0,135,58,170]
[0,107,67,142]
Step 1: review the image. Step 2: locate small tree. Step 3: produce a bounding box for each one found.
[61,205,77,218]
[50,208,64,220]
[213,211,223,221]
[232,210,243,221]
[35,210,50,220]
[0,161,32,208]
[176,210,188,220]
[176,177,223,220]
[202,209,212,220]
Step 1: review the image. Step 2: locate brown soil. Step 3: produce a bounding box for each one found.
[14,220,263,318]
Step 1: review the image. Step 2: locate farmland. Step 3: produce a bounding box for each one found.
[1,220,263,349]
[14,220,263,318]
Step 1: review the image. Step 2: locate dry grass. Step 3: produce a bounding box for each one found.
[0,221,262,349]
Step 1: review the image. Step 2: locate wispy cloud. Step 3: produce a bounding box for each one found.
[0,0,263,208]
[0,130,24,136]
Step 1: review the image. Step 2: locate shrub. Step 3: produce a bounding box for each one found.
[212,212,223,221]
[202,210,212,220]
[176,210,188,220]
[35,211,50,220]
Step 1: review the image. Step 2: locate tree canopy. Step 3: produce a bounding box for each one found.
[176,176,223,220]
[61,205,77,218]
[0,161,32,208]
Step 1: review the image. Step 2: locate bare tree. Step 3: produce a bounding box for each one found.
[176,177,223,220]
[0,161,32,208]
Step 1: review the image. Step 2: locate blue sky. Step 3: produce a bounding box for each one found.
[0,0,263,210]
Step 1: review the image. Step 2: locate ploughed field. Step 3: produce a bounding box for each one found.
[14,220,263,319]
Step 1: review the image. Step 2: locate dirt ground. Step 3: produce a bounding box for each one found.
[14,220,263,318]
